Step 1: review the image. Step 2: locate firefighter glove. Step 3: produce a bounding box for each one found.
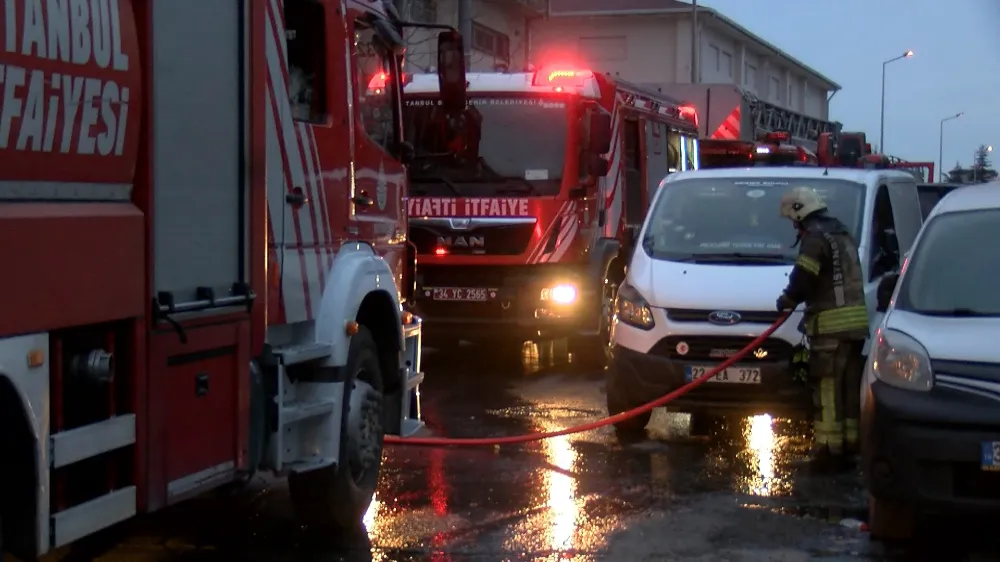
[776,293,796,312]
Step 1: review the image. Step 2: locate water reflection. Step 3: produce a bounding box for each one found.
[742,414,785,496]
[543,434,579,552]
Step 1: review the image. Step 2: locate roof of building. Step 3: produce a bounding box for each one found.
[546,0,840,90]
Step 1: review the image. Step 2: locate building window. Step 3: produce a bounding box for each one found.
[744,62,757,89]
[579,36,627,62]
[472,21,509,63]
[410,0,436,24]
[769,75,780,101]
[708,44,720,71]
[721,51,733,78]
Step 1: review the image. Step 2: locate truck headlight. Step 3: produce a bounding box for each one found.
[540,283,578,305]
[615,283,654,330]
[872,328,933,391]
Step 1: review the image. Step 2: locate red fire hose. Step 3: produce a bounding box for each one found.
[384,312,791,447]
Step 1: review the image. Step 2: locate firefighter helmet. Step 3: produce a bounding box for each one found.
[779,186,826,222]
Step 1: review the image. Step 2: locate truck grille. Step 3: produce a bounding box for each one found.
[649,336,794,363]
[410,220,535,256]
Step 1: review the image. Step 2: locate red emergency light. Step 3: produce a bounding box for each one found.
[678,104,699,127]
[368,71,388,93]
[532,67,593,91]
[764,130,791,143]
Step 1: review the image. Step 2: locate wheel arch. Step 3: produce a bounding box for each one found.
[315,243,404,370]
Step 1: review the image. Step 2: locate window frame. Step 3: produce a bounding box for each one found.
[352,18,404,153]
[285,0,330,124]
[471,21,510,63]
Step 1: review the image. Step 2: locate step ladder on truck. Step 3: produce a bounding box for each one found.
[0,0,466,558]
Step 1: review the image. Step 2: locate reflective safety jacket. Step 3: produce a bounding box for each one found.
[782,212,869,340]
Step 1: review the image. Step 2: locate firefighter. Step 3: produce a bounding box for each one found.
[774,186,869,472]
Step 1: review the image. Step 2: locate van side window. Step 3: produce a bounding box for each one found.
[353,21,395,149]
[285,0,327,123]
[870,184,900,280]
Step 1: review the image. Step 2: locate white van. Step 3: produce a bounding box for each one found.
[607,167,924,438]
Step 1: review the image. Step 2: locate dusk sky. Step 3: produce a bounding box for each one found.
[699,0,999,177]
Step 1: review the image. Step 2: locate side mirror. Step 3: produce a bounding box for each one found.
[437,30,467,115]
[588,154,610,177]
[589,112,612,154]
[875,273,899,313]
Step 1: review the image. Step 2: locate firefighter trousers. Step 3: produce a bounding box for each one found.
[808,337,865,455]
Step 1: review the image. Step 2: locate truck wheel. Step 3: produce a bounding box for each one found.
[289,326,385,532]
[867,493,914,542]
[569,274,618,369]
[688,413,718,437]
[606,366,650,441]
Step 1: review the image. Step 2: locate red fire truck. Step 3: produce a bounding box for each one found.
[0,0,465,558]
[817,131,935,182]
[700,131,818,168]
[398,68,700,359]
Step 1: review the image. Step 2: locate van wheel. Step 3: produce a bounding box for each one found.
[289,326,385,532]
[867,493,914,542]
[606,366,650,441]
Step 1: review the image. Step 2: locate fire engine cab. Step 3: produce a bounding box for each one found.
[0,0,466,558]
[398,67,700,359]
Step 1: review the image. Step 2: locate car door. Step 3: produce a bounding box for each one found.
[862,183,902,356]
[887,176,923,253]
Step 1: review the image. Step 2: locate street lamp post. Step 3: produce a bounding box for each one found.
[880,50,914,153]
[939,112,963,182]
[973,145,993,183]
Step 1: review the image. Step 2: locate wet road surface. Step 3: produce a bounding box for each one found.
[49,342,1000,561]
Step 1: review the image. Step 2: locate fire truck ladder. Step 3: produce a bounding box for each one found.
[744,90,841,150]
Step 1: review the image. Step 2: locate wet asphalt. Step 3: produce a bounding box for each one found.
[55,342,1000,561]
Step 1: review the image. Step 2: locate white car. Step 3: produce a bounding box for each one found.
[862,180,1000,540]
[607,167,923,438]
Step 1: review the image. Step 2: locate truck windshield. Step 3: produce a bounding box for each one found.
[403,96,569,197]
[641,177,865,262]
[895,208,1000,316]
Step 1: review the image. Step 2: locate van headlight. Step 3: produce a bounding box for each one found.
[615,283,654,330]
[872,329,933,391]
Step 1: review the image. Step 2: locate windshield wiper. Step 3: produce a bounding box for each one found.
[411,174,460,195]
[911,308,1000,317]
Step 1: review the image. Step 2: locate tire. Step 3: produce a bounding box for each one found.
[289,326,386,532]
[606,365,650,440]
[867,493,915,542]
[688,412,718,437]
[569,273,619,370]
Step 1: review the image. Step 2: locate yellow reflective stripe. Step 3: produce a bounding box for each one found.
[795,254,821,275]
[845,419,859,444]
[817,305,868,333]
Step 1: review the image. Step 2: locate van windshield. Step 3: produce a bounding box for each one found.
[642,177,865,262]
[895,208,1000,316]
[403,96,569,197]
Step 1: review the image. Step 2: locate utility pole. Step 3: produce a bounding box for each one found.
[458,0,473,68]
[690,0,698,83]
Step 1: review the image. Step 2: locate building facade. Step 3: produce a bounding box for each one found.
[396,0,839,121]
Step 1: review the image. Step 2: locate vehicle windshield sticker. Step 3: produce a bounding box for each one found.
[746,189,766,198]
[734,181,790,186]
[699,241,785,250]
[525,169,548,180]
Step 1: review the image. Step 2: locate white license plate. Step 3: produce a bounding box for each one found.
[430,287,490,302]
[981,442,1000,472]
[684,365,761,384]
